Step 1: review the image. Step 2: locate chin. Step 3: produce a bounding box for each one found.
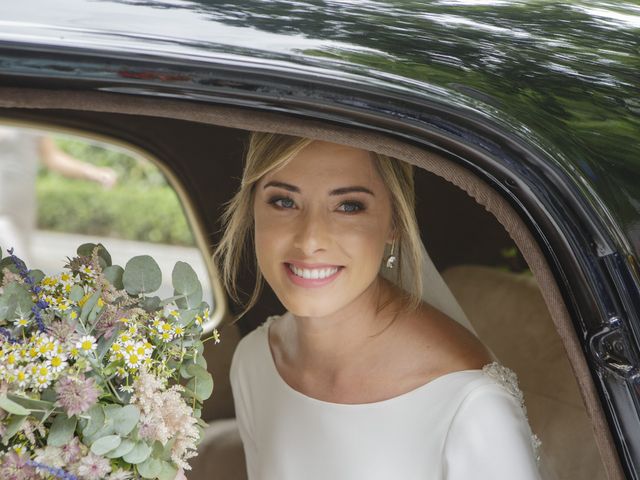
[279,296,345,319]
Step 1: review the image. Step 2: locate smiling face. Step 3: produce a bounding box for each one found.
[253,140,395,318]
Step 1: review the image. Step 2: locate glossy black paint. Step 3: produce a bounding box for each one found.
[1,1,639,477]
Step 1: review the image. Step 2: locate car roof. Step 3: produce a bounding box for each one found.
[1,1,639,241]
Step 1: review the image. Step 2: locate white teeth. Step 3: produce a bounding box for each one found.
[288,264,339,280]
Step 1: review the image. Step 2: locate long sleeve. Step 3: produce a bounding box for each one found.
[442,383,542,480]
[229,341,259,480]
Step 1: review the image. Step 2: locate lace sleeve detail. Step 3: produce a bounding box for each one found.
[482,362,543,464]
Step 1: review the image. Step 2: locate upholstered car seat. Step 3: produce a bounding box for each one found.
[191,265,606,480]
[442,265,606,480]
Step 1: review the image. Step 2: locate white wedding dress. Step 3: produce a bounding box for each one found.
[230,313,543,480]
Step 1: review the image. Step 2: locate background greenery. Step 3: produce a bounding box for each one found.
[36,137,195,246]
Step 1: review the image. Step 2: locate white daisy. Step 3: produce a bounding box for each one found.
[76,335,97,355]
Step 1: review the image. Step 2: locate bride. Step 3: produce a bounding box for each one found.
[186,133,543,479]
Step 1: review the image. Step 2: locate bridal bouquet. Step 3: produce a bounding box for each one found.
[0,244,220,480]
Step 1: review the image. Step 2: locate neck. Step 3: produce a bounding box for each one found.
[281,276,403,383]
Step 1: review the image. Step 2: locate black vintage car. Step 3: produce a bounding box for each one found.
[0,1,639,479]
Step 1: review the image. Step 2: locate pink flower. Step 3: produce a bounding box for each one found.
[54,375,99,417]
[47,320,77,343]
[75,452,111,480]
[60,437,84,465]
[0,451,38,480]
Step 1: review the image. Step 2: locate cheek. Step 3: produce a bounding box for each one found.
[336,217,389,262]
[254,207,286,271]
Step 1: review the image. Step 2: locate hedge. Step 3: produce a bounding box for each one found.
[36,177,195,246]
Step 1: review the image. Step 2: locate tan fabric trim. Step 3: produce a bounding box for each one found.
[0,87,624,479]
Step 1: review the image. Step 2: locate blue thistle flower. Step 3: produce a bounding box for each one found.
[0,327,19,344]
[26,460,78,480]
[7,247,47,332]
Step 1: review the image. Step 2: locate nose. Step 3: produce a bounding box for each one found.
[292,207,331,256]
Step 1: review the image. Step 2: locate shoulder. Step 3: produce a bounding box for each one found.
[444,378,542,472]
[398,302,494,375]
[230,316,274,378]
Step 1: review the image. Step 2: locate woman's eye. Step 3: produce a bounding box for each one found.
[268,196,296,209]
[267,196,364,213]
[337,201,365,213]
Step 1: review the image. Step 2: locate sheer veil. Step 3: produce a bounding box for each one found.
[379,237,499,362]
[380,236,556,479]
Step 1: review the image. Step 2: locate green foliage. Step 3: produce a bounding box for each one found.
[36,176,195,246]
[106,438,136,459]
[0,394,31,415]
[0,283,34,321]
[78,242,112,267]
[172,261,203,309]
[112,404,140,437]
[48,414,78,447]
[123,441,152,464]
[91,434,122,455]
[123,255,163,295]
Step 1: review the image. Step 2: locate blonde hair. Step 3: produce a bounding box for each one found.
[213,132,425,323]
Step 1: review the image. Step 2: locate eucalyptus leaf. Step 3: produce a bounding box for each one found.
[28,269,45,284]
[0,256,17,276]
[161,438,176,461]
[2,415,26,444]
[186,372,214,402]
[172,261,202,309]
[85,422,117,446]
[96,331,118,362]
[178,309,198,326]
[174,285,203,310]
[91,434,121,455]
[157,461,178,480]
[7,393,53,411]
[87,299,103,324]
[105,438,136,459]
[70,284,85,303]
[185,364,210,381]
[80,289,102,322]
[141,296,161,313]
[113,404,140,437]
[40,388,57,403]
[82,405,105,438]
[152,440,164,458]
[195,353,207,369]
[179,364,194,379]
[158,295,184,307]
[48,414,77,447]
[172,261,200,295]
[0,394,31,415]
[0,294,17,321]
[2,283,34,319]
[123,441,152,464]
[77,243,112,267]
[138,457,163,479]
[103,265,124,290]
[123,255,162,295]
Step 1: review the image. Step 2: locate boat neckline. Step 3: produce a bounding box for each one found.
[261,314,492,408]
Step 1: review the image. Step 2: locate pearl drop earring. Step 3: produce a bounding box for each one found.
[385,238,397,269]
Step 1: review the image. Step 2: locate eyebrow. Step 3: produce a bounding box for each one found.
[263,181,375,196]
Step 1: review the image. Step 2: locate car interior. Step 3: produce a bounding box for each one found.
[0,87,624,480]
